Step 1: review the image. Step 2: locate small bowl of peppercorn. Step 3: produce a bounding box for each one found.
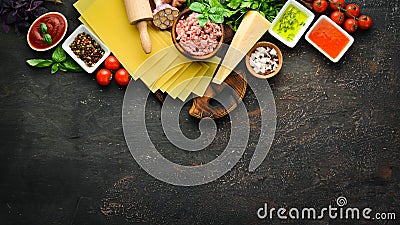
[62,24,110,73]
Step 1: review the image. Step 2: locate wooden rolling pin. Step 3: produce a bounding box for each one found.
[124,0,152,54]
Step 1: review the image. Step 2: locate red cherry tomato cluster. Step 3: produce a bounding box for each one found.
[306,0,372,34]
[96,55,131,87]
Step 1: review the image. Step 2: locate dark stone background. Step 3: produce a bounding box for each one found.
[0,0,399,224]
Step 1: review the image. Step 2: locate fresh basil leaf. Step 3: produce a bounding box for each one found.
[63,58,83,72]
[227,0,241,9]
[251,2,259,10]
[209,7,224,15]
[198,14,208,27]
[43,33,52,45]
[51,63,59,74]
[58,63,67,72]
[208,0,223,8]
[26,59,53,68]
[52,45,66,63]
[240,1,252,8]
[223,9,236,17]
[190,2,207,13]
[40,22,47,33]
[209,14,224,23]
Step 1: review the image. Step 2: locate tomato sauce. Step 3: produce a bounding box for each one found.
[28,13,67,50]
[308,18,350,59]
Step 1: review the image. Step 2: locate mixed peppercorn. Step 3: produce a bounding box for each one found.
[69,32,104,67]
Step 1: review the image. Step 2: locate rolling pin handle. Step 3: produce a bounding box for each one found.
[137,21,152,54]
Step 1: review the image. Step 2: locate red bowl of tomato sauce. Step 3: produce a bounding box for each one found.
[305,15,354,63]
[27,12,68,51]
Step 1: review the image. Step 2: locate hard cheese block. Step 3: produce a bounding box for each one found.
[213,11,271,84]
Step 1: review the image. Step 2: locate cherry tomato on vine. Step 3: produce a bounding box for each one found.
[104,55,121,70]
[96,69,112,86]
[114,68,131,86]
[330,0,345,11]
[330,11,345,25]
[312,0,329,14]
[344,18,358,34]
[358,15,373,30]
[345,4,360,18]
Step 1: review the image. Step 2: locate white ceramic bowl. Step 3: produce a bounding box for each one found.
[62,24,110,73]
[305,15,354,63]
[27,12,68,51]
[268,0,315,48]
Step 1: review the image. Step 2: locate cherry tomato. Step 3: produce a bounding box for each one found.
[345,4,360,18]
[344,18,358,34]
[114,68,131,86]
[96,69,112,86]
[330,11,345,25]
[330,0,345,11]
[104,55,120,70]
[358,15,373,30]
[312,0,329,14]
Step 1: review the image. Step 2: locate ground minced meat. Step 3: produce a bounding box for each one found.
[176,12,222,56]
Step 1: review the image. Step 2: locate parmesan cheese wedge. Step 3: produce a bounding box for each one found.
[213,11,271,84]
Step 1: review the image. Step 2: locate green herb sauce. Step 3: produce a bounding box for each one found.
[272,4,308,42]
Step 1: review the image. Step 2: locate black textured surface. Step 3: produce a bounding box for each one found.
[0,0,399,225]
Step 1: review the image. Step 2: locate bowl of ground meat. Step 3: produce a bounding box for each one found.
[172,8,224,60]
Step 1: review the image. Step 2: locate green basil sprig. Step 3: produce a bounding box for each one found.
[189,0,226,27]
[187,0,284,31]
[26,45,83,74]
